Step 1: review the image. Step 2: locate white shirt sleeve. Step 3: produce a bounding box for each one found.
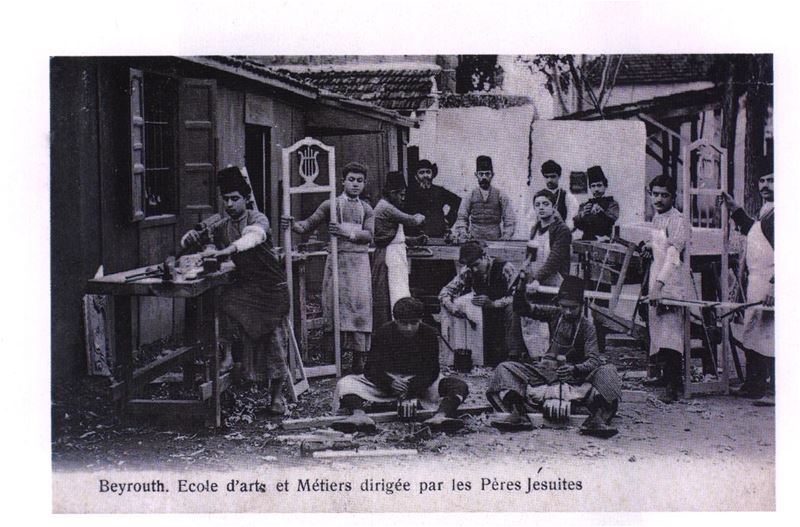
[231,225,267,252]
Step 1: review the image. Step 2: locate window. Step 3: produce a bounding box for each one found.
[143,73,178,216]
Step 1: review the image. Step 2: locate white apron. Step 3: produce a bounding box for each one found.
[742,212,774,358]
[648,227,687,356]
[521,228,562,359]
[439,292,484,366]
[385,224,411,314]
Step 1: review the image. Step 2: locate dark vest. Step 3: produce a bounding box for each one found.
[471,258,509,300]
[469,187,503,226]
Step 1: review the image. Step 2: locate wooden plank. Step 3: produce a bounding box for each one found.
[305,365,338,378]
[109,346,197,400]
[298,260,309,360]
[198,372,232,401]
[312,449,418,459]
[685,381,728,395]
[125,399,207,417]
[281,405,494,431]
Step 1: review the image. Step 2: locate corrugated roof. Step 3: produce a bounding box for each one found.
[275,66,439,111]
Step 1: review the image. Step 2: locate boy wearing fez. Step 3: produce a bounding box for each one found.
[330,297,470,434]
[371,170,426,331]
[181,166,290,415]
[282,162,375,374]
[573,165,620,241]
[487,276,622,438]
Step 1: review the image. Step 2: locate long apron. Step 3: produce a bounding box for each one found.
[742,219,774,358]
[648,227,686,356]
[385,224,411,309]
[521,229,563,358]
[322,198,372,351]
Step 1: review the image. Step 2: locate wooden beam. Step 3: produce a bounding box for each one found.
[110,346,198,400]
[198,372,232,401]
[281,405,493,431]
[305,365,338,378]
[125,399,207,417]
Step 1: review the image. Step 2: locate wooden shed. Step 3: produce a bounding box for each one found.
[51,56,415,381]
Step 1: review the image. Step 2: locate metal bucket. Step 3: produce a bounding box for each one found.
[453,348,473,373]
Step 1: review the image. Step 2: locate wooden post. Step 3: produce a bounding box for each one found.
[298,260,309,361]
[719,150,731,393]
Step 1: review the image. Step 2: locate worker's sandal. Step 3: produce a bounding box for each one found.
[329,414,377,434]
[490,413,533,432]
[423,415,464,433]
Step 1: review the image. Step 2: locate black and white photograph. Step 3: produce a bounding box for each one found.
[48,51,776,512]
[10,1,797,519]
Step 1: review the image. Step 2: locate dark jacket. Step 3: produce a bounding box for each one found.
[529,216,572,282]
[404,184,461,237]
[573,195,620,240]
[364,322,440,396]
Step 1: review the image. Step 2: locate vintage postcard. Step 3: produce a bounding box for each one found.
[16,1,795,522]
[49,51,776,514]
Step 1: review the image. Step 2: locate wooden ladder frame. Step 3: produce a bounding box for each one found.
[282,137,342,381]
[681,138,731,397]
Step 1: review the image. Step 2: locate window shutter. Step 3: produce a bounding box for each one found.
[178,79,217,235]
[129,68,146,221]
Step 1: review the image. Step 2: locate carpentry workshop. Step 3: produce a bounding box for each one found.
[51,54,775,471]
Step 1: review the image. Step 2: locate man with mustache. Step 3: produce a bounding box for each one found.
[720,170,775,406]
[404,159,461,238]
[540,160,579,231]
[454,155,516,241]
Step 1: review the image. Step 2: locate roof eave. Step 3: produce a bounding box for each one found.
[178,56,319,99]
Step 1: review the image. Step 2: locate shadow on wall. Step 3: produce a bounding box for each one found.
[411,111,646,240]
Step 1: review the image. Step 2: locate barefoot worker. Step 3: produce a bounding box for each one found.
[487,276,622,438]
[180,166,290,415]
[330,297,470,434]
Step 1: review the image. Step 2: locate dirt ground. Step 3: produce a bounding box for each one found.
[51,340,775,473]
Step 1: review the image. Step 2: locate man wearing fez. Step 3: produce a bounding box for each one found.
[487,276,622,438]
[721,170,775,406]
[540,160,579,231]
[181,166,290,415]
[372,171,426,331]
[439,241,517,366]
[454,155,516,241]
[404,159,461,238]
[572,165,620,353]
[573,165,620,241]
[331,297,470,434]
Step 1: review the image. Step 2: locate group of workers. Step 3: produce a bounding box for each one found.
[179,153,775,438]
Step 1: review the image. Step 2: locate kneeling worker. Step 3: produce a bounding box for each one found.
[331,297,469,434]
[487,276,622,438]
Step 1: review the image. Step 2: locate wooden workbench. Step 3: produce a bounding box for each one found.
[87,262,236,427]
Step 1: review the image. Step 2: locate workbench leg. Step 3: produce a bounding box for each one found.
[683,306,692,399]
[113,295,134,416]
[206,291,221,428]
